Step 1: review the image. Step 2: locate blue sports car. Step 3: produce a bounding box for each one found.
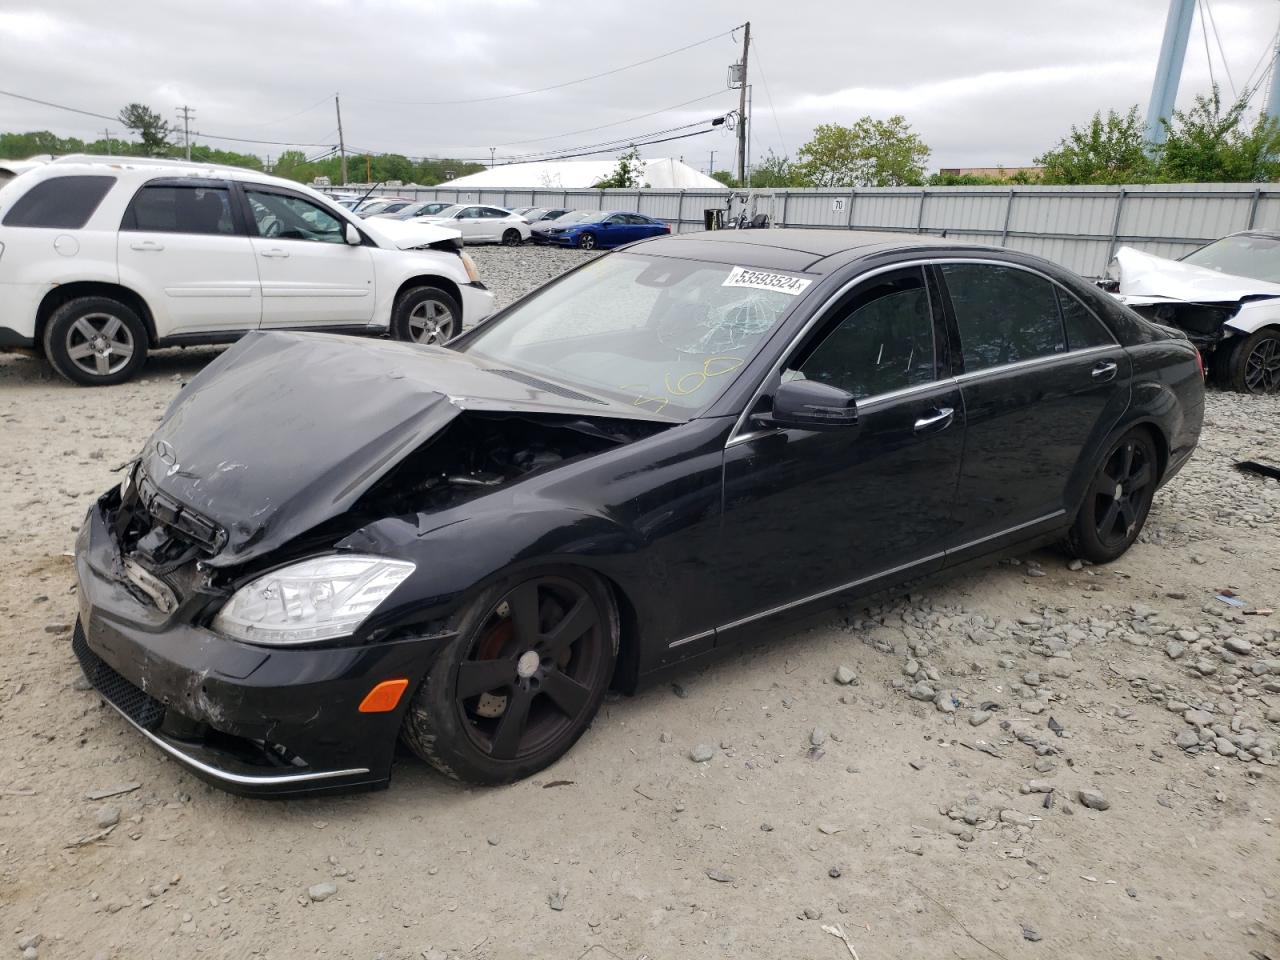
[543,210,671,250]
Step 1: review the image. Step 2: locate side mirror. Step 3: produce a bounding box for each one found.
[766,379,859,431]
[345,223,362,245]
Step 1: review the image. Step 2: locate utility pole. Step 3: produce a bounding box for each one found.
[736,21,750,185]
[1265,33,1280,130]
[102,128,113,155]
[1144,0,1195,148]
[708,149,716,176]
[489,147,495,169]
[176,105,195,161]
[335,94,348,185]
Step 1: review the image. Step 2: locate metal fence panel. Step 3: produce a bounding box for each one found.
[338,182,1279,276]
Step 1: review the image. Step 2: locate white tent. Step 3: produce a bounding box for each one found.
[438,157,722,190]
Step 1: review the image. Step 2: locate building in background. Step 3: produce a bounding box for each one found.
[438,158,723,190]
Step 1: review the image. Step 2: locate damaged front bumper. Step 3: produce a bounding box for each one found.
[73,499,454,798]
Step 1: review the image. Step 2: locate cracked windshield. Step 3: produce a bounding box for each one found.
[460,253,803,417]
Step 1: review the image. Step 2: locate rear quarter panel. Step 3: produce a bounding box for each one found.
[1125,338,1204,482]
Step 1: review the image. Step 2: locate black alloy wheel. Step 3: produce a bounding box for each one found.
[1240,330,1280,394]
[1066,429,1159,564]
[401,568,617,783]
[501,228,522,246]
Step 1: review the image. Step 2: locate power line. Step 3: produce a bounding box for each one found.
[347,114,726,166]
[1198,0,1218,95]
[495,89,733,147]
[343,24,743,106]
[347,124,721,168]
[1202,0,1236,97]
[0,87,340,148]
[0,87,116,122]
[750,37,789,160]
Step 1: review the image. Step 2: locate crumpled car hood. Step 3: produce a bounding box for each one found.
[1113,246,1280,303]
[360,216,461,250]
[140,331,671,568]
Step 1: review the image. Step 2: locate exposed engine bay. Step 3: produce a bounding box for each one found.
[355,412,664,517]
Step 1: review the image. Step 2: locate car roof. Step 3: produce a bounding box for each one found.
[628,229,1001,274]
[39,154,323,194]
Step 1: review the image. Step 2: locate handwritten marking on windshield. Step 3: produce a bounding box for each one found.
[626,356,745,413]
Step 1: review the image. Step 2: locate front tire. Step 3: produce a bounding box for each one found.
[1066,428,1159,564]
[390,286,461,345]
[1224,328,1280,394]
[501,228,521,246]
[43,296,148,386]
[577,232,596,250]
[401,567,618,784]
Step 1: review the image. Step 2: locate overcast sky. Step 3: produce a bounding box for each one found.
[3,0,1279,174]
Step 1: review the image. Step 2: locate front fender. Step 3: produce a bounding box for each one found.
[1225,299,1280,336]
[341,501,650,644]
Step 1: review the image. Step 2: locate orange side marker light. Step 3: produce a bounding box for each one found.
[358,678,410,713]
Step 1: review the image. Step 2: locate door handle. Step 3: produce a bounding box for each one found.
[1091,360,1118,382]
[129,240,164,251]
[913,406,955,433]
[260,248,290,259]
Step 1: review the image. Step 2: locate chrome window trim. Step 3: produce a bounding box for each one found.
[726,255,1125,447]
[670,510,1067,645]
[953,343,1116,384]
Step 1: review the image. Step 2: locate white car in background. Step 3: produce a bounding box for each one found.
[1106,231,1280,394]
[0,156,495,385]
[416,204,531,245]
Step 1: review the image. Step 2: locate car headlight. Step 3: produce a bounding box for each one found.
[211,555,415,646]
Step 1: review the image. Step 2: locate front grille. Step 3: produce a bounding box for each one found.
[73,622,165,730]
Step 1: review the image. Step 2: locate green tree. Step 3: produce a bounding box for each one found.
[1159,86,1280,182]
[117,103,174,156]
[1036,106,1154,184]
[594,146,646,188]
[793,117,930,187]
[710,169,738,187]
[748,149,804,187]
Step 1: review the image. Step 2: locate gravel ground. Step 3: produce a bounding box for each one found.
[0,247,1277,960]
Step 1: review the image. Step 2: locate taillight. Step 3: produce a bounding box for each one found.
[1194,349,1205,379]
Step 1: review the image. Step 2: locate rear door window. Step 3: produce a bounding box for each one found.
[939,263,1067,372]
[3,175,116,229]
[1057,288,1115,349]
[122,182,236,235]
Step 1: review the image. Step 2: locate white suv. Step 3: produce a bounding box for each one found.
[0,156,495,385]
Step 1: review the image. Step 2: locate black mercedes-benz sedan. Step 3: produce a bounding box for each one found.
[73,229,1204,796]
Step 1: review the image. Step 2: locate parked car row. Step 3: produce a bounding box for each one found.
[322,194,672,249]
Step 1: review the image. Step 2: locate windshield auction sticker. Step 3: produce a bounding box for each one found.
[723,266,812,296]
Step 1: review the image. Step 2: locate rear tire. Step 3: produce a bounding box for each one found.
[43,296,148,386]
[401,566,618,785]
[1065,428,1159,564]
[390,286,461,345]
[1223,328,1280,394]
